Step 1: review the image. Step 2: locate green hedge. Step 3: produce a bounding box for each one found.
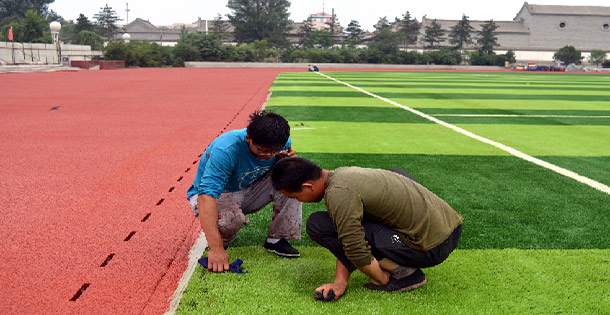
[103,34,515,67]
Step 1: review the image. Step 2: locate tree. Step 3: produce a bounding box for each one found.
[422,19,445,49]
[398,11,420,48]
[373,16,391,32]
[303,30,331,48]
[227,0,292,47]
[477,19,499,55]
[345,20,364,46]
[0,0,54,21]
[213,13,231,42]
[5,9,51,42]
[75,13,94,34]
[367,28,401,63]
[553,45,583,65]
[76,30,103,50]
[588,49,607,67]
[93,4,121,40]
[449,14,474,50]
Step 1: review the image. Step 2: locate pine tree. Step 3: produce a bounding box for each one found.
[422,19,445,49]
[227,0,292,47]
[75,13,94,34]
[93,4,122,40]
[373,16,391,31]
[449,14,474,49]
[398,11,420,48]
[477,20,499,55]
[345,20,364,45]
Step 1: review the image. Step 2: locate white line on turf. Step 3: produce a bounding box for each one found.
[317,72,610,195]
[431,114,610,118]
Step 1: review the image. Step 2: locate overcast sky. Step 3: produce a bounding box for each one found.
[49,0,610,31]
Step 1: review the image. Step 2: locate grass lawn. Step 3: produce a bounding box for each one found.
[176,70,610,314]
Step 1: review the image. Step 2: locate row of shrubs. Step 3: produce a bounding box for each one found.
[101,34,517,68]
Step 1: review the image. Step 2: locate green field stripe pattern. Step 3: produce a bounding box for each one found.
[177,71,610,314]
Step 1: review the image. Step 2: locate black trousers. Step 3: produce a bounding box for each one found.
[306,168,462,273]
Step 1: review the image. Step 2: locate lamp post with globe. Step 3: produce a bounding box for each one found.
[122,33,131,43]
[50,21,61,64]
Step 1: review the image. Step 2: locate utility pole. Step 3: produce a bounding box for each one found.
[125,2,130,24]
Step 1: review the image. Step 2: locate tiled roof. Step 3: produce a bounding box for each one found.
[526,3,610,16]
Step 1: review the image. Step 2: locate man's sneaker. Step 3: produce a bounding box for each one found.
[363,268,427,292]
[263,239,300,258]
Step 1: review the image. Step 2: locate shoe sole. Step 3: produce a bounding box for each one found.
[264,247,300,258]
[395,278,427,292]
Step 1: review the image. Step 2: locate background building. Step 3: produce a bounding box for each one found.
[417,2,610,63]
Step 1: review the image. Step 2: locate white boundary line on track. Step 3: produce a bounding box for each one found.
[165,232,208,315]
[431,114,610,118]
[317,72,610,195]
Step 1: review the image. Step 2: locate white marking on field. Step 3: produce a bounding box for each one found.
[317,72,610,195]
[165,231,208,315]
[432,114,610,118]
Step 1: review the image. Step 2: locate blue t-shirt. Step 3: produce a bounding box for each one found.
[187,128,291,199]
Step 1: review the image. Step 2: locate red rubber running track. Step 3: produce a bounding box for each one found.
[0,67,301,314]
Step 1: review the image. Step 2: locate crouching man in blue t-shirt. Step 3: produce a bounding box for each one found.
[187,110,302,273]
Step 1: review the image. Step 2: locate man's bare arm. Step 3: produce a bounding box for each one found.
[197,194,229,272]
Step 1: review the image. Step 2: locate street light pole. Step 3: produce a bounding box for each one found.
[50,21,62,64]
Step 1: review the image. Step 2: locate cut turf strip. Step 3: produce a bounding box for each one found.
[316,72,610,195]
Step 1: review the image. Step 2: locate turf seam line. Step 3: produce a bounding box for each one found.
[317,72,610,195]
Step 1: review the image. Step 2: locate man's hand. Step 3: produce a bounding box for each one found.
[207,247,230,273]
[278,146,297,159]
[315,282,346,302]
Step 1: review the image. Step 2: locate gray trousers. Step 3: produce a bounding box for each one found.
[189,173,302,243]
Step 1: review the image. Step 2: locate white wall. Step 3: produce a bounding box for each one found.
[0,41,102,65]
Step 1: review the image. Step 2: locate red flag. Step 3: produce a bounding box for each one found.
[8,26,13,41]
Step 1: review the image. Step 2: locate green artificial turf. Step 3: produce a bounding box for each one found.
[178,70,610,313]
[538,156,610,187]
[176,247,610,315]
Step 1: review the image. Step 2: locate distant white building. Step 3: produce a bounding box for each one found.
[418,2,610,63]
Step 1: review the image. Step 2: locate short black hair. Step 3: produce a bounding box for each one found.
[271,157,322,192]
[247,110,289,148]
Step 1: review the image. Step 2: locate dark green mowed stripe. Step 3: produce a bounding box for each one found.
[271,106,610,125]
[423,108,610,125]
[273,82,610,93]
[271,90,610,102]
[271,106,433,123]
